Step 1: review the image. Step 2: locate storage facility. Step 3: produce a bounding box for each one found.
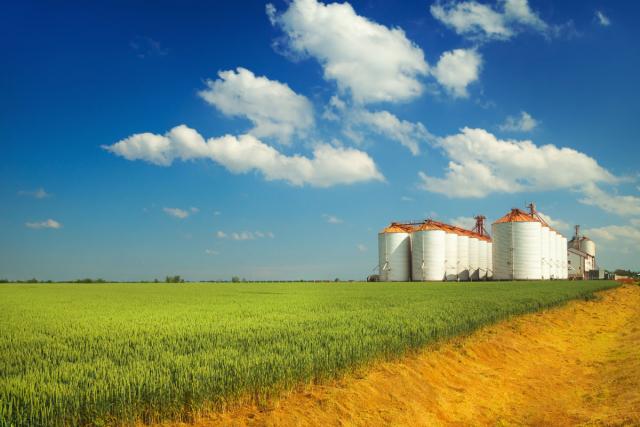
[377,203,586,282]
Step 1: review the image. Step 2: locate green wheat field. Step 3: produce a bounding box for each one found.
[0,280,617,426]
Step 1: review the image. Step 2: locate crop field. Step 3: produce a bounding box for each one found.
[0,280,618,426]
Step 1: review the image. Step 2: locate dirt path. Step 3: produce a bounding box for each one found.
[179,285,640,426]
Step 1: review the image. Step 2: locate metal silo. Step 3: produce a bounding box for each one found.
[555,233,563,279]
[581,238,595,258]
[456,232,470,281]
[378,224,411,281]
[468,236,480,281]
[492,209,542,280]
[541,226,550,279]
[561,236,568,279]
[411,222,446,281]
[478,238,488,280]
[548,229,557,279]
[444,226,459,281]
[487,241,493,280]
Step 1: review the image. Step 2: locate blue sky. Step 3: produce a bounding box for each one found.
[2,0,639,281]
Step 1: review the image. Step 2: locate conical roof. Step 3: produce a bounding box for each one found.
[493,208,540,224]
[379,223,411,233]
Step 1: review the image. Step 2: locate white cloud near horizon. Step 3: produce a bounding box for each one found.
[268,0,429,104]
[595,10,611,27]
[431,0,549,41]
[18,188,51,199]
[322,214,343,224]
[419,127,617,198]
[198,67,314,145]
[216,230,275,241]
[163,207,191,219]
[499,111,538,132]
[103,125,384,187]
[579,183,640,217]
[432,49,482,98]
[25,219,62,229]
[449,216,475,230]
[537,211,571,233]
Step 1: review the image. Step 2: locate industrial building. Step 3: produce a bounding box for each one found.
[377,203,593,282]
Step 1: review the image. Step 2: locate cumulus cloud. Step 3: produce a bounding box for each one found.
[198,67,314,145]
[216,231,227,238]
[431,0,549,41]
[595,10,611,27]
[25,219,61,229]
[357,243,367,252]
[579,183,640,217]
[499,111,538,132]
[163,207,191,219]
[449,216,475,230]
[322,214,343,224]
[401,196,414,202]
[103,125,384,187]
[432,49,482,98]
[18,188,51,199]
[205,249,220,255]
[537,212,571,233]
[268,0,428,104]
[583,225,640,247]
[419,127,616,198]
[351,109,432,155]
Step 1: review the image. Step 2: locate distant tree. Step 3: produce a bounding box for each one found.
[0,279,8,283]
[165,275,183,283]
[334,278,339,282]
[231,276,240,283]
[26,278,38,283]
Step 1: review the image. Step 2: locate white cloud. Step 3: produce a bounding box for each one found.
[163,207,190,219]
[268,0,428,104]
[357,243,367,252]
[449,216,475,230]
[323,214,343,224]
[595,10,611,27]
[432,49,482,98]
[190,207,199,213]
[25,219,61,229]
[401,196,414,202]
[419,127,616,198]
[583,225,640,249]
[431,0,549,41]
[18,188,51,199]
[104,125,384,187]
[205,249,220,255]
[351,110,432,155]
[536,211,571,233]
[499,111,538,132]
[218,231,276,241]
[198,67,314,145]
[579,183,640,217]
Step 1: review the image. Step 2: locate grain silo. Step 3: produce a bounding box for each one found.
[378,223,411,281]
[443,226,459,281]
[468,235,480,280]
[548,229,558,278]
[477,238,488,280]
[456,230,470,281]
[561,236,568,279]
[555,232,563,279]
[492,209,542,280]
[486,240,493,280]
[411,221,446,281]
[540,225,550,279]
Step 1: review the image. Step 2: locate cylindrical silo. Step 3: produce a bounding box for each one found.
[444,227,459,281]
[548,229,557,279]
[492,209,542,280]
[457,232,470,281]
[378,224,411,281]
[555,234,563,280]
[411,222,446,281]
[478,238,488,280]
[581,238,595,258]
[487,241,493,280]
[540,226,550,279]
[468,236,480,281]
[561,236,568,279]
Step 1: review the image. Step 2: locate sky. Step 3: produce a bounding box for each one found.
[2,0,639,281]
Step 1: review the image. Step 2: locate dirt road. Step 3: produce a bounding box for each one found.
[181,285,640,426]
